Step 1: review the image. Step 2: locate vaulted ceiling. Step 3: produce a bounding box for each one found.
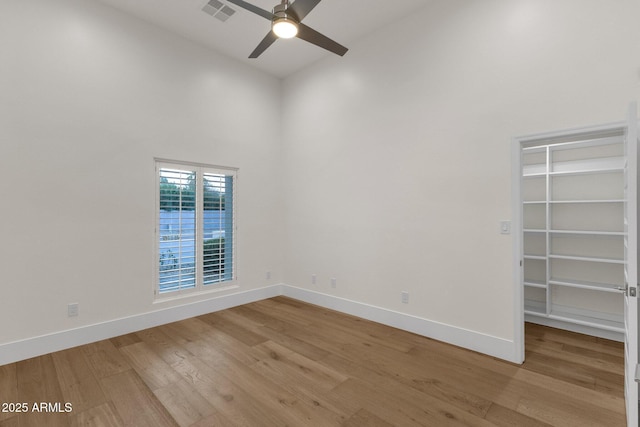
[96,0,429,78]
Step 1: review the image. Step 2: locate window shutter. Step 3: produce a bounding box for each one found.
[202,171,233,285]
[158,167,197,292]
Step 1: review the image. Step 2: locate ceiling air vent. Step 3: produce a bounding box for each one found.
[202,0,236,22]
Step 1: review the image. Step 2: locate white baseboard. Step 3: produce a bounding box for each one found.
[0,283,520,366]
[0,284,283,366]
[281,286,520,363]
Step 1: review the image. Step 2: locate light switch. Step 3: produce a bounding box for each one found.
[500,220,511,235]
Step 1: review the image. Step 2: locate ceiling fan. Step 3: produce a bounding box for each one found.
[225,0,348,58]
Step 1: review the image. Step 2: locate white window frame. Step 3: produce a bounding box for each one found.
[154,159,237,299]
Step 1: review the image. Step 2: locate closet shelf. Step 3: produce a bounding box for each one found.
[523,228,625,236]
[524,300,546,316]
[549,199,625,204]
[548,278,623,293]
[523,172,546,178]
[547,311,623,333]
[548,229,626,236]
[524,309,624,333]
[524,280,546,289]
[548,254,624,264]
[549,167,624,177]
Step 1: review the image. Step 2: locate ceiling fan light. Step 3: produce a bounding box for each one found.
[272,17,298,39]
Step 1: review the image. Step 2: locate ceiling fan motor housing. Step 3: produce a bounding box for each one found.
[273,3,298,22]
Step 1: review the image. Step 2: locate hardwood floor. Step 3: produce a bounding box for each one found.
[0,297,626,426]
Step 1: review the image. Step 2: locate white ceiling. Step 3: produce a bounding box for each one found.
[95,0,429,78]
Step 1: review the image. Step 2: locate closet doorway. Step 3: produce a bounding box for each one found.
[512,105,638,426]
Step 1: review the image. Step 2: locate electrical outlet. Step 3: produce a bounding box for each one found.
[266,271,271,280]
[68,303,79,317]
[331,278,337,288]
[401,291,409,304]
[312,274,317,285]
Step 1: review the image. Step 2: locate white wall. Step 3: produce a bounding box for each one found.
[281,0,640,346]
[0,0,284,346]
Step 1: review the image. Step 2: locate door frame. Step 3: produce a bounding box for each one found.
[624,102,639,427]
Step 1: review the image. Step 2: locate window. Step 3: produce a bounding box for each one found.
[155,160,236,296]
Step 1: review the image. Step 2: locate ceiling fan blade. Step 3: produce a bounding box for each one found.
[288,0,322,21]
[296,23,348,56]
[225,0,274,20]
[249,31,279,58]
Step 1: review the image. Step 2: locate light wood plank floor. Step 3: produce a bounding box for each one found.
[0,297,625,426]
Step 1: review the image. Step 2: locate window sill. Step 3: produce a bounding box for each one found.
[153,283,239,304]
